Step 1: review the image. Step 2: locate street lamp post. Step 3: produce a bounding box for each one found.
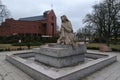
[84,28,87,44]
[18,39,22,50]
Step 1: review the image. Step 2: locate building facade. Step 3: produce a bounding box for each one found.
[0,10,56,37]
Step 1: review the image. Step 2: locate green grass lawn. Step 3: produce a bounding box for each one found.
[0,43,120,52]
[87,43,120,51]
[0,44,39,51]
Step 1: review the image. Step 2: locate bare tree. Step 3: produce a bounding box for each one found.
[76,28,84,41]
[0,0,10,24]
[83,0,120,46]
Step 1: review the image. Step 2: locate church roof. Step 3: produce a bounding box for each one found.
[19,15,46,21]
[44,10,51,14]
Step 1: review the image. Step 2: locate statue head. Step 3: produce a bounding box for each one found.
[61,15,69,22]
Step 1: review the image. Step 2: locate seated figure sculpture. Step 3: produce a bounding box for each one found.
[33,15,86,68]
[57,15,76,46]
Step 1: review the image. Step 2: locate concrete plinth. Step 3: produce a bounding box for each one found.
[33,44,86,68]
[5,44,117,80]
[6,51,117,80]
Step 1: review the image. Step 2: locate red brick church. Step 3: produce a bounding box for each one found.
[0,9,57,37]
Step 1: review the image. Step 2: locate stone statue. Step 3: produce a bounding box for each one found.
[57,15,76,46]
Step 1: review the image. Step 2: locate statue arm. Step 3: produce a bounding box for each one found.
[62,22,73,33]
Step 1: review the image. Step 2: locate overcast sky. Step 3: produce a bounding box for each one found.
[1,0,100,32]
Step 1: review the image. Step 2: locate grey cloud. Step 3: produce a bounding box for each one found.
[1,0,99,32]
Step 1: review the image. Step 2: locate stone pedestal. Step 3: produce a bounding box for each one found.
[6,46,117,80]
[33,44,86,68]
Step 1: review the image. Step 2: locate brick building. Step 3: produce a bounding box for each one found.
[0,10,56,37]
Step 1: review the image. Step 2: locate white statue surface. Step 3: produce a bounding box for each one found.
[57,15,76,46]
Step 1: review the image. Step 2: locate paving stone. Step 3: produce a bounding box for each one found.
[81,50,120,80]
[0,50,120,80]
[0,51,33,80]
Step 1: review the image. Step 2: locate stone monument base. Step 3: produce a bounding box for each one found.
[6,51,117,80]
[33,43,86,68]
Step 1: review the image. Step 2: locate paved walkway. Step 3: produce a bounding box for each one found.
[82,50,120,80]
[0,50,119,80]
[0,50,33,80]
